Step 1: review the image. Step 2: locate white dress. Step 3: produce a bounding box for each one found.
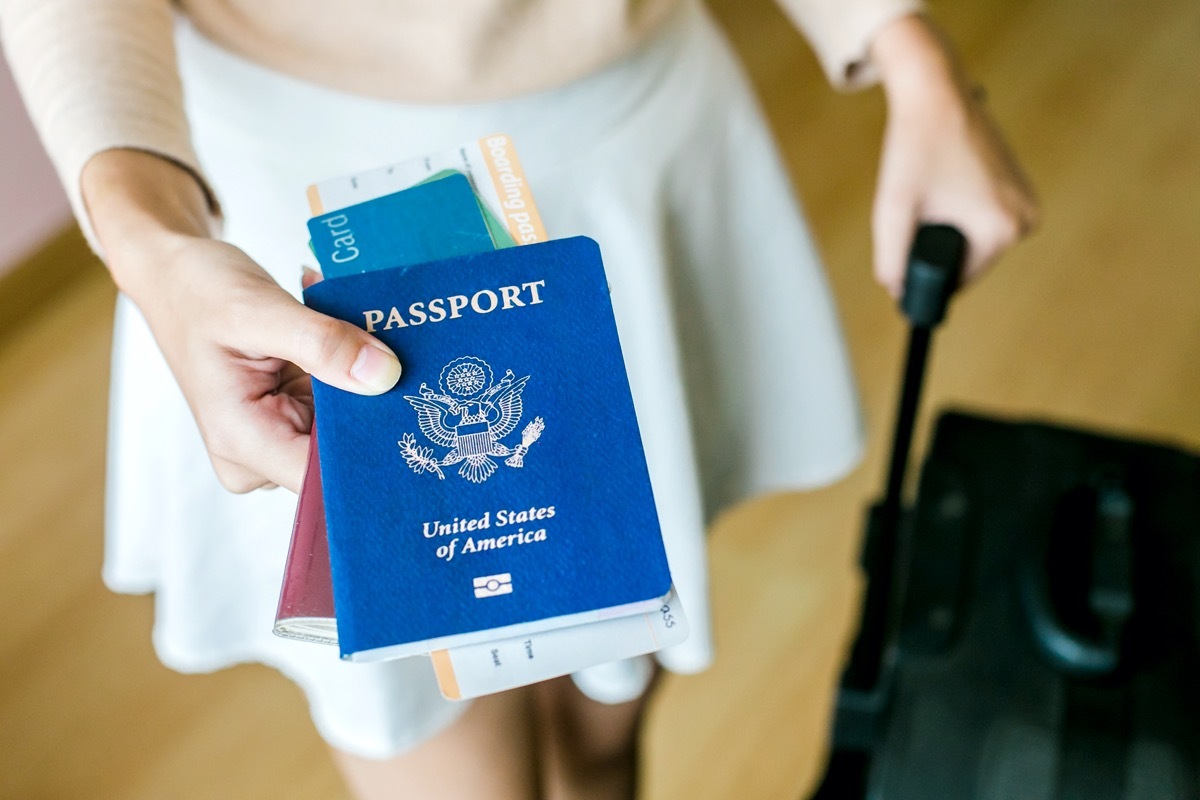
[103,0,863,758]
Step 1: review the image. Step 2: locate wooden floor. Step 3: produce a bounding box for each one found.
[1,0,1197,797]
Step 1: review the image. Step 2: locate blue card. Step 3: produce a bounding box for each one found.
[303,237,672,660]
[307,173,494,278]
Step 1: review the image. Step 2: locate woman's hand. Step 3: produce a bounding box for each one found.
[83,150,401,493]
[869,15,1039,296]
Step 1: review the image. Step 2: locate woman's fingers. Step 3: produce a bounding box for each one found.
[135,240,401,493]
[921,110,1038,280]
[873,109,1037,294]
[301,266,323,290]
[869,15,1038,296]
[198,282,394,490]
[86,160,389,495]
[871,176,919,298]
[216,408,312,493]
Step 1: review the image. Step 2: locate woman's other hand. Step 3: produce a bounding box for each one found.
[869,14,1039,297]
[83,150,401,493]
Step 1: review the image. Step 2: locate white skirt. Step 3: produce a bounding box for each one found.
[103,0,863,758]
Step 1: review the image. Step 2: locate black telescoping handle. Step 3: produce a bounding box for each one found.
[841,225,968,697]
[819,228,970,797]
[880,225,968,518]
[901,224,967,329]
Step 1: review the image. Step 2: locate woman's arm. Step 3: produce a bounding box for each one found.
[2,0,401,493]
[775,0,1037,292]
[0,0,214,249]
[869,14,1038,294]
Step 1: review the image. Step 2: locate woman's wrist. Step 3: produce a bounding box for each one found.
[870,14,966,110]
[81,148,216,299]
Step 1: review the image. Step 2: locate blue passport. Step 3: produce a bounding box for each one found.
[307,173,495,278]
[303,237,673,661]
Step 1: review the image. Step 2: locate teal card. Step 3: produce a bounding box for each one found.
[307,173,495,278]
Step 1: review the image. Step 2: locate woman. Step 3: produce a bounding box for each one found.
[1,0,1036,797]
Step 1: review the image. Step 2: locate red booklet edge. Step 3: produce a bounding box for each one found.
[273,422,337,640]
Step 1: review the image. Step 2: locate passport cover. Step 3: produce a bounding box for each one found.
[307,173,494,278]
[304,236,671,660]
[279,169,501,644]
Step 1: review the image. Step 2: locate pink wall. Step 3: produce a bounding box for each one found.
[0,44,71,274]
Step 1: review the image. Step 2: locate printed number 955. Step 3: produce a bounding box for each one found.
[661,604,677,628]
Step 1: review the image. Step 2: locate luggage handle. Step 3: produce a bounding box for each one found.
[882,224,968,517]
[817,225,969,796]
[840,224,967,694]
[1021,474,1135,677]
[901,224,967,329]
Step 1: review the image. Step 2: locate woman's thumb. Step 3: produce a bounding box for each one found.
[250,292,402,395]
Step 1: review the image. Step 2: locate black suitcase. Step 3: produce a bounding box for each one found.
[812,227,1200,799]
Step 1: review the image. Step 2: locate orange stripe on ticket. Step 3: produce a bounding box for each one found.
[306,184,324,215]
[430,650,462,700]
[479,134,547,245]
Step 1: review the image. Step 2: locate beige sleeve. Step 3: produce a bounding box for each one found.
[0,0,217,252]
[775,0,925,90]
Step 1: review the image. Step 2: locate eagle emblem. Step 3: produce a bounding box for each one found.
[398,356,545,483]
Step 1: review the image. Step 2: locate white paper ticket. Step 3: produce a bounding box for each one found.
[431,588,689,701]
[306,133,547,246]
